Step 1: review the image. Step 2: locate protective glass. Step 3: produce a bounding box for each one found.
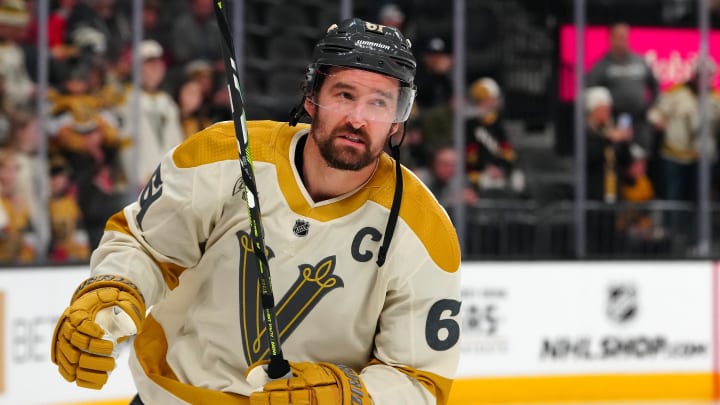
[309,70,416,123]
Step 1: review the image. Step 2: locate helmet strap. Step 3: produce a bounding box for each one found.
[289,96,307,126]
[290,65,321,126]
[376,123,406,267]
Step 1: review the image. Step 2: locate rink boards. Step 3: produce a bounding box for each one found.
[0,262,717,404]
[450,261,717,404]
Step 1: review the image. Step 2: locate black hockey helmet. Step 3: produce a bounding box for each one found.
[312,18,416,86]
[290,18,417,125]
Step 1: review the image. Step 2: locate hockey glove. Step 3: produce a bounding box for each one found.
[51,275,145,389]
[249,362,372,405]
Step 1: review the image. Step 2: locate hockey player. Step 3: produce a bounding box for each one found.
[51,18,461,405]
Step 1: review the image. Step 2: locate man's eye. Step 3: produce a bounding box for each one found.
[338,92,354,100]
[371,99,388,108]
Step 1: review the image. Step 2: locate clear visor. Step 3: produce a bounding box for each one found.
[309,70,416,123]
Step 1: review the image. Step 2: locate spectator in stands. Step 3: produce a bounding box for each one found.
[65,0,130,62]
[414,36,455,151]
[118,39,183,189]
[48,154,89,262]
[585,86,633,202]
[0,0,34,110]
[0,147,34,263]
[181,59,230,127]
[426,145,479,212]
[177,79,206,139]
[647,60,720,251]
[169,0,223,94]
[587,22,659,155]
[49,61,126,250]
[585,86,633,254]
[414,35,453,110]
[48,60,121,152]
[647,60,720,204]
[176,59,230,138]
[615,143,669,254]
[465,77,525,198]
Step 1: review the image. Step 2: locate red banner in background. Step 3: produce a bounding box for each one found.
[559,24,720,101]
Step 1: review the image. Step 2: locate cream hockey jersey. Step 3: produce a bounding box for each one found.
[90,120,462,405]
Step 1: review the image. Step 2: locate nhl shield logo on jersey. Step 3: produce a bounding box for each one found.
[293,219,310,237]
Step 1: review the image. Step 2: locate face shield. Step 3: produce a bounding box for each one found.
[308,69,416,124]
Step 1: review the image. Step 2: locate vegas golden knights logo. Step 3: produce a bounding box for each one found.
[236,230,343,365]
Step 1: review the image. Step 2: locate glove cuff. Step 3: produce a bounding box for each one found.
[72,275,146,325]
[72,275,145,306]
[319,362,372,405]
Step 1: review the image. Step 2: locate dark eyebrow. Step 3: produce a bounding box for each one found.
[330,81,395,101]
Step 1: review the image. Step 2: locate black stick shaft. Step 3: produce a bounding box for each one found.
[213,0,290,379]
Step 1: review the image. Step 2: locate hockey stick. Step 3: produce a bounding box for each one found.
[213,0,290,379]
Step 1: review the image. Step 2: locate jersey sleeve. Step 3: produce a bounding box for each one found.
[361,173,462,405]
[89,125,234,306]
[362,254,461,405]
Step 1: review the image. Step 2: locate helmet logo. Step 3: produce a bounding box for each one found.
[355,39,391,51]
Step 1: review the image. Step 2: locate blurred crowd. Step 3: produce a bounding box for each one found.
[582,22,720,254]
[398,15,720,256]
[0,0,233,264]
[1,0,720,264]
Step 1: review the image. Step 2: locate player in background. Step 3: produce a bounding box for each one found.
[50,18,462,405]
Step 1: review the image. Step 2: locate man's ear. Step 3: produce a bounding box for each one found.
[390,123,399,135]
[304,97,316,118]
[387,122,401,145]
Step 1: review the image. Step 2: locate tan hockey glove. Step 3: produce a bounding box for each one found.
[51,275,145,389]
[249,362,372,405]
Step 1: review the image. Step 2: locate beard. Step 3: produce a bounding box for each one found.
[311,118,383,171]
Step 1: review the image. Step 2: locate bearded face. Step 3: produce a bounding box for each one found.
[306,67,400,171]
[310,110,384,171]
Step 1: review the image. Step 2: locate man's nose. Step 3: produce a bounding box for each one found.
[345,103,369,127]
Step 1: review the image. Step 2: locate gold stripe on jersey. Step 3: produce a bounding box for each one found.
[105,211,132,234]
[171,120,459,273]
[105,211,187,290]
[172,120,286,169]
[135,315,251,404]
[368,357,454,405]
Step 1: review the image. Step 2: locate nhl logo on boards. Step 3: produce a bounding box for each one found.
[606,284,637,324]
[293,219,310,237]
